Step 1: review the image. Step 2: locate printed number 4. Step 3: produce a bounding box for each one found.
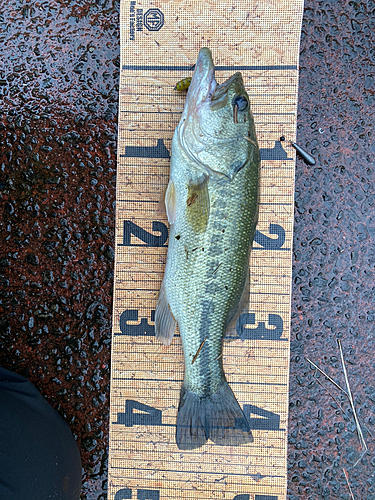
[234,496,278,500]
[114,490,277,500]
[114,489,159,500]
[115,400,281,432]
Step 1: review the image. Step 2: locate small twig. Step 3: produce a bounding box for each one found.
[308,352,372,462]
[343,468,355,500]
[337,339,368,455]
[352,449,368,468]
[243,135,258,147]
[314,376,352,421]
[314,375,374,439]
[306,357,348,395]
[212,263,222,275]
[191,338,207,365]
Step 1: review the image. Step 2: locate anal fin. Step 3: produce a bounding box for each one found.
[155,281,176,346]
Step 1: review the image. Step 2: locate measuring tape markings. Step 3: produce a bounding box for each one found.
[110,2,303,498]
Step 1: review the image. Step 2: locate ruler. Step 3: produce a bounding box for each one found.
[109,1,304,499]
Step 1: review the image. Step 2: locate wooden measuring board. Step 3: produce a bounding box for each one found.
[109,1,304,499]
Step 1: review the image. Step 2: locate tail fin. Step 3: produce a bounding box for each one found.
[176,381,253,450]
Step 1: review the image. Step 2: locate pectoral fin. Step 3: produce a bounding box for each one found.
[165,179,176,224]
[155,281,176,346]
[186,176,210,232]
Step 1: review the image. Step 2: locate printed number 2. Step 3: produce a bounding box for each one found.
[119,220,285,250]
[254,224,285,250]
[120,221,168,247]
[115,489,159,500]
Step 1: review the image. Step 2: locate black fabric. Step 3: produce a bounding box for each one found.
[0,367,81,499]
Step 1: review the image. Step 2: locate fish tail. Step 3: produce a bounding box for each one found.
[176,381,253,450]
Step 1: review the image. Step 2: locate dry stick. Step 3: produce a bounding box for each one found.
[337,339,368,456]
[191,338,207,365]
[343,468,355,500]
[352,450,368,469]
[243,135,258,148]
[314,376,352,421]
[305,357,348,395]
[212,262,222,275]
[307,354,371,467]
[314,376,374,439]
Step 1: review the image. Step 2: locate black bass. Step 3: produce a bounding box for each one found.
[155,48,260,450]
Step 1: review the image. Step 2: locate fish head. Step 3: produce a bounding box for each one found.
[178,47,258,181]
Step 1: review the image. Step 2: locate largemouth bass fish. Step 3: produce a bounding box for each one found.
[155,47,260,450]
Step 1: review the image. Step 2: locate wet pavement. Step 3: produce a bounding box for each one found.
[289,2,375,498]
[0,1,374,499]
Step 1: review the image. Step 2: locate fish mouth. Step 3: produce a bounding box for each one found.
[183,48,244,115]
[181,48,217,118]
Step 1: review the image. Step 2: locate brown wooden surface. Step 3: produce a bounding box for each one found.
[109,1,303,499]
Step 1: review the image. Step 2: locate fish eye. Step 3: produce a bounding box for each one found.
[232,95,249,112]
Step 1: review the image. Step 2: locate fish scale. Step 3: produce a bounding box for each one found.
[155,48,260,450]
